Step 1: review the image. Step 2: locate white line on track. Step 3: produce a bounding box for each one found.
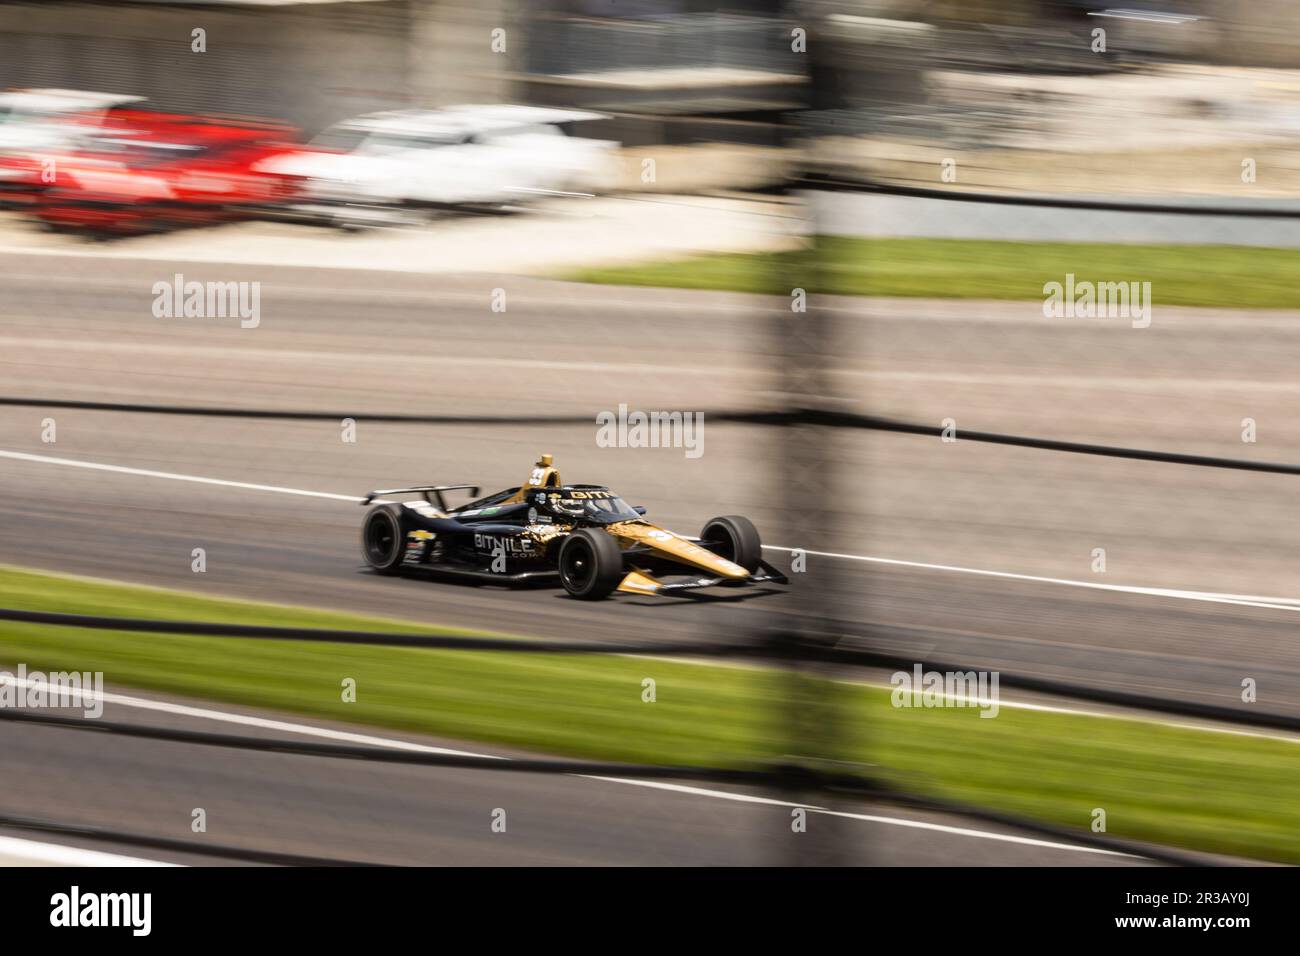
[0,676,1123,859]
[764,545,1300,613]
[5,446,1300,612]
[0,449,361,503]
[0,834,176,867]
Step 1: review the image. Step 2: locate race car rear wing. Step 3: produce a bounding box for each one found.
[362,484,480,510]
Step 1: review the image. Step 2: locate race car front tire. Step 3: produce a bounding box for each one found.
[558,528,624,600]
[700,515,762,574]
[361,504,410,575]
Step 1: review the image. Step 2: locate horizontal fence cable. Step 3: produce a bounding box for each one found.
[0,709,1205,865]
[732,409,1300,476]
[798,173,1300,218]
[0,607,751,658]
[0,397,590,423]
[6,397,1300,476]
[3,608,1297,733]
[0,707,772,783]
[844,413,1300,475]
[0,812,381,866]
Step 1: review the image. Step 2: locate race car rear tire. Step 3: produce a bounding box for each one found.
[361,504,410,575]
[558,528,624,600]
[700,515,762,573]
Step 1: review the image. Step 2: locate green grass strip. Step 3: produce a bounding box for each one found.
[0,563,1295,862]
[568,237,1300,308]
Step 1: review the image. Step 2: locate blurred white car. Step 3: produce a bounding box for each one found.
[257,104,620,225]
[0,89,143,156]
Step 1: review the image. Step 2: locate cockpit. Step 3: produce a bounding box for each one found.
[532,488,641,524]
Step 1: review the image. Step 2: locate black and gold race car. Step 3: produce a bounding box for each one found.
[359,454,787,600]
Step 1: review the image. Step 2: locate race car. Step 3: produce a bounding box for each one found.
[0,89,143,206]
[359,454,787,600]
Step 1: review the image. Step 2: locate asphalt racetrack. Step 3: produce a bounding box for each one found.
[0,251,1295,864]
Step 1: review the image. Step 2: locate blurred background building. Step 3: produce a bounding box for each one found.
[0,0,800,142]
[3,0,1300,196]
[4,1,1300,130]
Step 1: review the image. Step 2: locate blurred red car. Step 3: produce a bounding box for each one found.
[20,109,309,235]
[0,89,142,207]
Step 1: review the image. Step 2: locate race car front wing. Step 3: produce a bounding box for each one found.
[616,559,789,595]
